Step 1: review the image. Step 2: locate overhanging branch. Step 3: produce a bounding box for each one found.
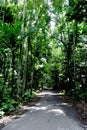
[51,36,67,51]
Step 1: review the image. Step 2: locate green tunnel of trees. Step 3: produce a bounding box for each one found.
[0,0,87,114]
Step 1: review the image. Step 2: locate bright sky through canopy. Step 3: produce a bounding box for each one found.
[46,0,56,30]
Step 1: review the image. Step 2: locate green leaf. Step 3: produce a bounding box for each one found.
[21,27,37,41]
[73,0,78,3]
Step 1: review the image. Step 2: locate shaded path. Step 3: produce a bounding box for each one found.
[1,91,85,130]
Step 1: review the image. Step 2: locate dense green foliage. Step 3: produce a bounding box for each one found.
[0,0,87,115]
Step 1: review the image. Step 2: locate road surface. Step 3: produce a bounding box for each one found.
[1,91,85,130]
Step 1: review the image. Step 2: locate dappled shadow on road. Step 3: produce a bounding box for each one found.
[9,91,81,124]
[11,91,81,121]
[29,91,80,120]
[1,91,84,130]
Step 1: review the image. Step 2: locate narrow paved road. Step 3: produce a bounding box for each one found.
[1,91,84,130]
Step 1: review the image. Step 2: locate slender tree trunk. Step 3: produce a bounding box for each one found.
[23,36,30,92]
[11,46,15,98]
[17,0,27,97]
[28,35,33,96]
[73,21,77,80]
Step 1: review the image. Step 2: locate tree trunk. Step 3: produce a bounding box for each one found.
[11,47,15,98]
[17,0,27,97]
[23,36,30,92]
